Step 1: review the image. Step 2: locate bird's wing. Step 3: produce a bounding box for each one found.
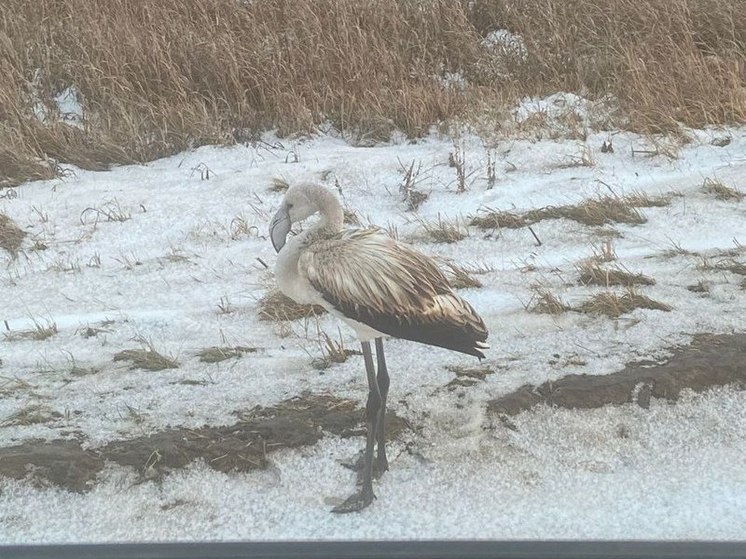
[299,229,488,357]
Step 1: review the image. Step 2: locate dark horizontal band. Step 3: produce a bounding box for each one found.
[1,540,745,559]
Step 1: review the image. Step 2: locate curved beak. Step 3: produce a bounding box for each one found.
[269,206,291,253]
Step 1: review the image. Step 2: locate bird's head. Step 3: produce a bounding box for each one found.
[269,183,322,253]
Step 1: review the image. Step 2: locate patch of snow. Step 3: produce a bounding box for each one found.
[435,71,469,91]
[483,29,528,61]
[510,92,621,135]
[54,87,84,127]
[1,388,745,541]
[0,115,745,541]
[30,79,84,128]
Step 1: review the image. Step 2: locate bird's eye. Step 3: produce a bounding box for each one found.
[286,203,293,209]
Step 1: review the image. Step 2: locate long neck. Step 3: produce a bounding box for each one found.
[310,184,344,234]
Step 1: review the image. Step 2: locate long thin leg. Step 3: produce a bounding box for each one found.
[374,337,390,475]
[332,341,380,513]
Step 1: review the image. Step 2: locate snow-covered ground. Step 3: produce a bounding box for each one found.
[1,113,745,541]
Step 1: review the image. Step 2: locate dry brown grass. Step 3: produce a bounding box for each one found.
[417,215,469,243]
[0,376,34,397]
[1,404,61,427]
[700,258,746,278]
[399,159,429,212]
[475,0,746,132]
[198,346,257,364]
[1,0,743,186]
[590,239,617,263]
[4,321,58,342]
[702,178,744,201]
[269,178,290,193]
[471,193,669,230]
[312,331,361,370]
[258,290,326,322]
[577,261,656,287]
[469,209,531,230]
[0,213,26,257]
[549,197,646,227]
[113,341,179,371]
[577,290,672,318]
[527,287,571,315]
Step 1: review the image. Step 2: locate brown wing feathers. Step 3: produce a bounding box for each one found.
[300,230,489,358]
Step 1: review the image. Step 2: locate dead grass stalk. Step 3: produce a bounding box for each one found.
[258,290,326,322]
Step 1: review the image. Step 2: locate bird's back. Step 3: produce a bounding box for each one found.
[300,228,489,358]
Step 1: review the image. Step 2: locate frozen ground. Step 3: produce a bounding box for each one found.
[1,112,745,541]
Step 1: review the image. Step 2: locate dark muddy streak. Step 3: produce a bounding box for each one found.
[0,393,407,492]
[489,333,746,417]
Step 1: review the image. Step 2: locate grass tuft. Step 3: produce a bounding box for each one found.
[258,290,326,322]
[469,209,529,230]
[577,290,672,318]
[417,214,469,243]
[312,332,361,370]
[269,178,290,193]
[0,213,26,257]
[702,178,744,201]
[1,404,61,427]
[0,376,35,396]
[698,257,746,276]
[198,346,257,364]
[549,197,646,227]
[471,193,669,231]
[577,261,656,287]
[113,340,179,371]
[528,287,571,315]
[4,321,58,342]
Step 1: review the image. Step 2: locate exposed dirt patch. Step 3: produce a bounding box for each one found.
[0,393,408,492]
[0,439,103,491]
[488,333,746,417]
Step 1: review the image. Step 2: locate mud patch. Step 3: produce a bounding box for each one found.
[489,333,746,417]
[0,393,407,492]
[0,440,102,491]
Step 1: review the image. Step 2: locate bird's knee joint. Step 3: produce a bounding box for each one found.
[377,373,390,393]
[366,393,382,418]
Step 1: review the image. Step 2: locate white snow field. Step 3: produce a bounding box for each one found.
[1,107,745,541]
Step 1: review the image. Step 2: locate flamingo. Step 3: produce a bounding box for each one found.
[269,182,488,512]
